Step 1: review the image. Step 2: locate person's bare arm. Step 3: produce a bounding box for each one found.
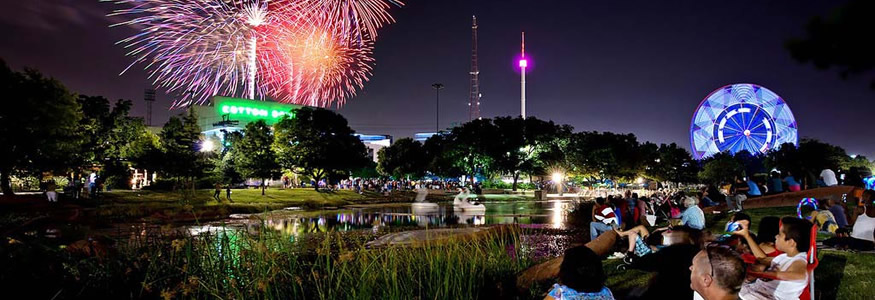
[732,221,768,259]
[749,260,807,281]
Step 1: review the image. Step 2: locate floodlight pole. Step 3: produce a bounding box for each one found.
[432,83,444,132]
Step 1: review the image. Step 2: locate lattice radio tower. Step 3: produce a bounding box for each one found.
[468,15,481,121]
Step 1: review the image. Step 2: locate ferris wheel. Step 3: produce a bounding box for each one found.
[690,84,798,159]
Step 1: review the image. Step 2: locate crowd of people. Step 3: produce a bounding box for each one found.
[700,168,851,213]
[558,188,875,300]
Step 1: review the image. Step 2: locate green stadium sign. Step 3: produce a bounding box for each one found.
[213,96,300,124]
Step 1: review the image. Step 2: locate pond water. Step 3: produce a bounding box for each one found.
[189,200,578,236]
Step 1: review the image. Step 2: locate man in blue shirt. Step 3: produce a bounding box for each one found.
[746,178,762,198]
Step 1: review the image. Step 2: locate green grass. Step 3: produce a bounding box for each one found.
[4,225,532,299]
[479,194,534,201]
[815,250,875,299]
[76,188,410,223]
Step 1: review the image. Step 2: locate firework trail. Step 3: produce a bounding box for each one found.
[107,0,404,108]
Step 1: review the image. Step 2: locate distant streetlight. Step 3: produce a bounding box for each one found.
[432,83,444,133]
[552,172,564,196]
[200,140,215,152]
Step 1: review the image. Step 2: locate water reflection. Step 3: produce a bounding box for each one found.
[194,200,576,236]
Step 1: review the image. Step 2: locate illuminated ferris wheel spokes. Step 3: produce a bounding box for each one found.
[691,84,797,159]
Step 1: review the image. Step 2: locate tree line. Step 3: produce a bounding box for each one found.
[0,60,370,195]
[378,118,874,190]
[2,60,872,195]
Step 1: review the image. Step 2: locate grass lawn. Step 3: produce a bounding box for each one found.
[0,188,420,225]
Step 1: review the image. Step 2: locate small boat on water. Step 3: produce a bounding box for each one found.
[452,188,486,212]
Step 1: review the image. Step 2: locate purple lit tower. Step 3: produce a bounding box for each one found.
[519,32,527,118]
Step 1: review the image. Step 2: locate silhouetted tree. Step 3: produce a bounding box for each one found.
[377,138,426,179]
[0,60,82,195]
[273,107,369,190]
[234,120,280,195]
[787,0,875,89]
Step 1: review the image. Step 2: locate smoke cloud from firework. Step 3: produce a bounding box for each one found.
[106,0,404,108]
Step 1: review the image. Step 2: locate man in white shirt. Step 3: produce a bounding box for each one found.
[820,169,838,187]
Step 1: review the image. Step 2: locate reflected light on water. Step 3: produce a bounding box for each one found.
[188,201,575,236]
[551,200,564,229]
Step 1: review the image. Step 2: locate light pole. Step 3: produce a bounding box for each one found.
[432,83,444,132]
[519,32,527,118]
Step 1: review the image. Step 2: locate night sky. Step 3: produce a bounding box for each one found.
[1,0,872,157]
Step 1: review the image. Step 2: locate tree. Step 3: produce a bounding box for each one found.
[124,123,162,172]
[234,120,280,195]
[566,131,645,184]
[0,61,83,195]
[377,138,426,179]
[212,131,244,185]
[157,108,207,191]
[645,143,699,184]
[75,95,146,188]
[786,0,875,89]
[765,139,852,188]
[422,133,464,179]
[442,119,499,184]
[273,107,369,191]
[698,152,743,184]
[491,117,569,191]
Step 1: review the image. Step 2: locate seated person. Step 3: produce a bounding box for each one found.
[823,190,875,251]
[824,197,850,229]
[546,246,615,300]
[746,178,762,198]
[809,202,839,234]
[733,217,813,300]
[768,172,783,195]
[615,225,656,258]
[615,224,704,260]
[590,197,618,241]
[690,244,747,300]
[726,215,782,262]
[680,196,706,230]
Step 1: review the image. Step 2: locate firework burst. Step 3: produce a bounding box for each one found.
[262,23,374,107]
[108,0,403,108]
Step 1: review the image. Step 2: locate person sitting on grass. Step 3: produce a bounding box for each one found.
[680,196,706,230]
[546,246,615,300]
[733,217,813,300]
[823,189,875,251]
[590,197,618,241]
[690,244,746,300]
[614,225,657,260]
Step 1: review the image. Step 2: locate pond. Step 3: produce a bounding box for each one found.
[189,200,578,236]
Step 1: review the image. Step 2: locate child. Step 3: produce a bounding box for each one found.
[734,217,812,300]
[546,246,615,300]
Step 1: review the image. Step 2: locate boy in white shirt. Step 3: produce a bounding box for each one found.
[733,217,812,300]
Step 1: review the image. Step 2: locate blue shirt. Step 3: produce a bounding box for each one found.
[548,284,615,300]
[785,176,800,186]
[770,177,783,193]
[829,204,849,228]
[680,205,705,230]
[746,180,761,196]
